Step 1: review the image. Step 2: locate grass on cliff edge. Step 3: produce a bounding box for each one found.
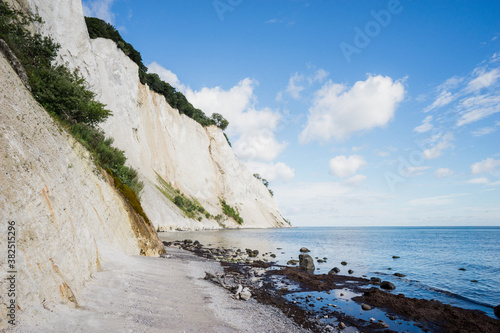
[84,17,230,133]
[0,1,145,208]
[155,172,210,221]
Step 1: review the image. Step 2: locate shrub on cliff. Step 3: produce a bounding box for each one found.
[83,16,229,131]
[0,0,143,196]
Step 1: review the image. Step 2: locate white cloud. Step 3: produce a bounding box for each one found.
[83,0,115,24]
[456,94,500,126]
[466,68,500,92]
[414,115,433,133]
[471,158,500,175]
[422,59,500,128]
[374,150,390,157]
[286,73,305,99]
[434,168,454,178]
[299,75,405,143]
[424,91,455,112]
[437,76,464,91]
[244,161,295,182]
[423,132,454,159]
[467,177,490,184]
[148,62,186,92]
[408,194,464,206]
[343,174,367,185]
[185,80,288,163]
[406,166,430,177]
[471,126,496,137]
[144,63,293,181]
[329,155,366,178]
[309,69,329,84]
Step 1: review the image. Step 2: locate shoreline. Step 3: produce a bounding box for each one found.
[168,238,500,333]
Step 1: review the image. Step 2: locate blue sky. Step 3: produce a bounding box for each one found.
[83,0,500,226]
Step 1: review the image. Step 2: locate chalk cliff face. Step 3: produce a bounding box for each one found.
[24,0,288,230]
[0,50,164,328]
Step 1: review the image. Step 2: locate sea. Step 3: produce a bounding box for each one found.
[159,227,500,320]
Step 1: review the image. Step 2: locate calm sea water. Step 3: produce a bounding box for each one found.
[159,227,500,318]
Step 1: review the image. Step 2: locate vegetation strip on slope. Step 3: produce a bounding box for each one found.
[84,17,230,131]
[0,0,148,220]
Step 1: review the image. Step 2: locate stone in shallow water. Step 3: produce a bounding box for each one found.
[361,303,372,311]
[328,267,341,275]
[300,247,310,253]
[299,254,315,273]
[380,281,396,290]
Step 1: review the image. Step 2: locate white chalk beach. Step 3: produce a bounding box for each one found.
[12,247,308,333]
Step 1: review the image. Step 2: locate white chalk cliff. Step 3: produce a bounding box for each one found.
[0,0,289,328]
[26,0,288,231]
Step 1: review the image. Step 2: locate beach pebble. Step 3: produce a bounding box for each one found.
[380,281,396,290]
[240,287,252,301]
[389,315,396,321]
[361,304,372,311]
[348,269,354,274]
[341,261,347,265]
[338,322,347,330]
[370,317,376,322]
[300,247,310,253]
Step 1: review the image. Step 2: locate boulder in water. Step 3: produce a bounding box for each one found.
[328,267,341,275]
[300,247,310,253]
[380,281,396,290]
[299,254,315,273]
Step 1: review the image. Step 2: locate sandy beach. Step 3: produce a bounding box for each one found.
[12,247,309,333]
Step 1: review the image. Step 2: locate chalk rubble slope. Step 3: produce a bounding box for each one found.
[25,0,289,231]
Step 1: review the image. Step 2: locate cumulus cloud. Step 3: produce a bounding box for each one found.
[83,0,115,24]
[471,158,500,175]
[423,132,454,159]
[145,63,293,181]
[434,168,454,178]
[414,115,433,133]
[329,155,366,178]
[299,75,405,143]
[148,62,186,92]
[183,80,287,163]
